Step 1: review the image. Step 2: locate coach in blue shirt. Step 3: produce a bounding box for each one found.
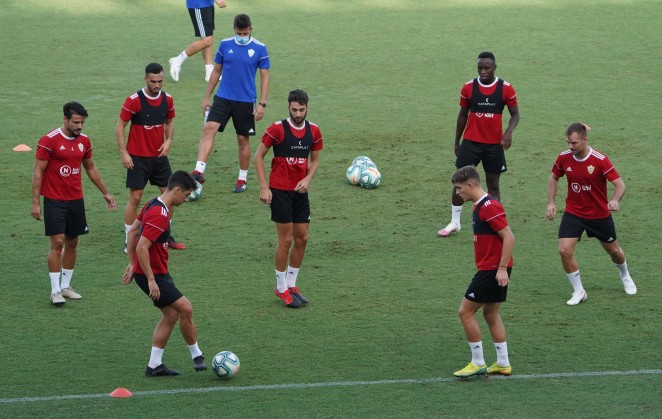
[191,13,270,194]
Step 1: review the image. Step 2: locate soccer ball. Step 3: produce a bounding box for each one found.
[188,181,203,201]
[352,156,376,168]
[346,164,362,185]
[212,351,240,379]
[359,166,381,189]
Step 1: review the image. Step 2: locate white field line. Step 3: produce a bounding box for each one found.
[1,369,661,404]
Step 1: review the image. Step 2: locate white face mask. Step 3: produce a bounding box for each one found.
[235,34,250,45]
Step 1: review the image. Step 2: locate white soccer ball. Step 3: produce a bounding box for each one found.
[359,166,381,189]
[188,181,203,201]
[352,156,375,168]
[212,350,240,379]
[346,164,362,185]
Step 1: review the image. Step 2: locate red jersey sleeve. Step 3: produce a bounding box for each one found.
[119,95,139,122]
[166,94,175,120]
[601,155,620,181]
[261,122,284,148]
[310,123,323,151]
[35,135,53,161]
[481,200,510,233]
[459,81,473,107]
[502,82,518,107]
[137,205,169,243]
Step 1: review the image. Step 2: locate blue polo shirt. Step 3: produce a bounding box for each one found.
[215,37,270,103]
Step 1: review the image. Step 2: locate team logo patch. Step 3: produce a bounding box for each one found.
[60,165,72,177]
[78,143,84,152]
[587,165,595,174]
[248,49,255,57]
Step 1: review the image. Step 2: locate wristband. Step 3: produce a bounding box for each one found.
[258,102,267,108]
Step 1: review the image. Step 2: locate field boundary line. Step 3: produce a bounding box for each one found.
[2,369,661,404]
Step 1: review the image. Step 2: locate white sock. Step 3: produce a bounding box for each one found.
[148,347,164,368]
[566,270,583,292]
[49,272,61,294]
[286,266,300,288]
[238,169,248,182]
[451,205,463,226]
[125,223,132,244]
[494,342,509,367]
[188,342,203,359]
[469,341,485,366]
[195,161,206,173]
[205,64,213,75]
[61,268,74,289]
[615,260,631,280]
[275,270,288,293]
[177,51,188,62]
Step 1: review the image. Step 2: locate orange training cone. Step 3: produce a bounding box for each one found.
[109,387,133,398]
[13,144,32,152]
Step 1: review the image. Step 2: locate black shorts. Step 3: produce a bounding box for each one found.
[43,197,89,237]
[559,212,617,243]
[126,156,172,190]
[188,6,215,38]
[207,96,256,136]
[270,188,311,224]
[465,268,511,303]
[134,273,184,308]
[456,140,507,174]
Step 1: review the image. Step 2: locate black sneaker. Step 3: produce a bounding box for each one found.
[193,355,207,372]
[191,170,206,184]
[145,364,180,377]
[289,287,308,304]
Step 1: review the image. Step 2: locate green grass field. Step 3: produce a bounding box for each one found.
[1,0,661,417]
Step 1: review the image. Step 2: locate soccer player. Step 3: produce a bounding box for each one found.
[438,51,520,237]
[168,0,227,83]
[191,13,270,193]
[32,101,117,306]
[545,123,636,305]
[451,165,515,378]
[116,63,185,253]
[122,171,207,376]
[254,90,323,308]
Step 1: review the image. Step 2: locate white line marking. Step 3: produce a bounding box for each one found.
[1,369,660,404]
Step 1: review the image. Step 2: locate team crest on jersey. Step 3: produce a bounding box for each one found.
[248,49,255,57]
[78,143,84,152]
[587,165,595,174]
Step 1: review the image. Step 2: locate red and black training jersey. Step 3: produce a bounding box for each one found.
[36,128,93,201]
[552,147,620,220]
[472,195,513,271]
[119,89,175,157]
[133,197,171,275]
[261,118,323,190]
[460,77,517,144]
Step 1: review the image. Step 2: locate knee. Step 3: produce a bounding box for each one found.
[202,36,213,48]
[606,245,623,259]
[279,236,294,249]
[51,237,65,250]
[558,246,573,260]
[294,234,308,248]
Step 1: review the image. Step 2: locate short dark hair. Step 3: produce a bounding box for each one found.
[63,101,88,119]
[288,89,309,106]
[566,122,588,138]
[452,165,481,185]
[477,51,496,62]
[234,14,252,29]
[145,62,164,76]
[168,170,197,192]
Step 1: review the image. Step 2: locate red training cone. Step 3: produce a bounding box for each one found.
[109,387,133,398]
